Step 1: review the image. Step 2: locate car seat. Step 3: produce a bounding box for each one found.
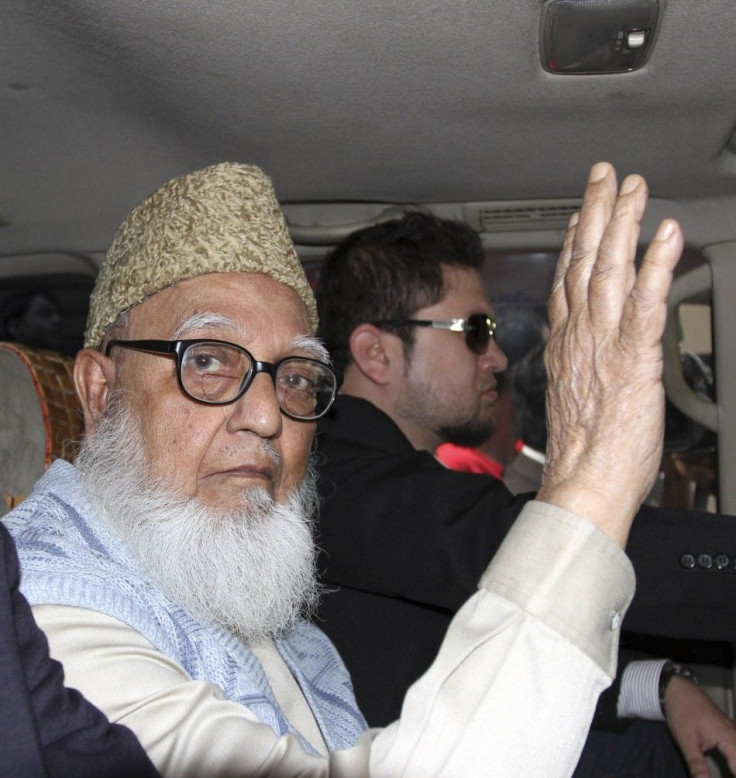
[0,342,81,515]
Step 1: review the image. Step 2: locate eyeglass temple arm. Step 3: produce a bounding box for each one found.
[373,319,465,331]
[405,319,466,332]
[105,340,177,357]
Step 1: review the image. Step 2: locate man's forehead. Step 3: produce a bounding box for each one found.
[441,264,486,288]
[130,272,311,327]
[171,311,326,359]
[415,265,491,315]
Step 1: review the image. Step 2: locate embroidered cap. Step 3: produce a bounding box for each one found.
[84,162,317,348]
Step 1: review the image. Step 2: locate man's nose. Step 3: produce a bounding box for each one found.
[482,339,508,373]
[225,372,283,438]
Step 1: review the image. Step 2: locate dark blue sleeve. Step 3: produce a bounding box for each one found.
[0,522,159,778]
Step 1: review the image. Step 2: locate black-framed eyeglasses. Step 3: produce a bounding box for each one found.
[371,313,497,355]
[105,339,342,421]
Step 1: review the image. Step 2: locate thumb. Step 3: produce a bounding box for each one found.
[682,745,711,778]
[685,756,711,778]
[673,728,709,778]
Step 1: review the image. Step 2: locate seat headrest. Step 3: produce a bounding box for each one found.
[0,342,82,514]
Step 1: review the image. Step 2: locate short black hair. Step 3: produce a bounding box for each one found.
[316,211,484,373]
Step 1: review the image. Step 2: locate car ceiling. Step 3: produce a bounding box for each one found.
[2,0,736,258]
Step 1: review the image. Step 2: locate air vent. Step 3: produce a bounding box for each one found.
[286,205,417,245]
[463,199,581,233]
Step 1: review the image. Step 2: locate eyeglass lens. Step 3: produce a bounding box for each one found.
[275,360,336,419]
[180,341,335,419]
[465,314,494,354]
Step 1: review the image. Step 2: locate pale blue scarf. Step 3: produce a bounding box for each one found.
[4,460,367,755]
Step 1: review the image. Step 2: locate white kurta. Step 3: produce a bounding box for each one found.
[35,501,635,777]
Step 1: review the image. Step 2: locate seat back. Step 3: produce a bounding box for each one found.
[0,342,82,514]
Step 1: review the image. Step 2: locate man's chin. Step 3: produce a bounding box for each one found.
[194,476,286,513]
[441,419,496,449]
[196,480,277,514]
[201,497,269,520]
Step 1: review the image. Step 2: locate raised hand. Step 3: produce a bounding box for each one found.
[538,162,684,546]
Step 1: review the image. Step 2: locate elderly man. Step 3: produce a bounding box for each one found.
[4,161,683,776]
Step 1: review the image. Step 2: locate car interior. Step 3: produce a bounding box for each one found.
[2,0,736,773]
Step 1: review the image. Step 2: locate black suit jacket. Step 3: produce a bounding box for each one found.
[0,521,158,778]
[314,395,736,726]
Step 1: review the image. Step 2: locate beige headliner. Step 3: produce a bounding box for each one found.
[1,0,736,257]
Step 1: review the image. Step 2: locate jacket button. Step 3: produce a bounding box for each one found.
[698,553,714,569]
[715,554,731,570]
[680,553,696,569]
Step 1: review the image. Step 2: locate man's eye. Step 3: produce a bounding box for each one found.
[281,372,315,390]
[193,353,223,372]
[185,346,239,374]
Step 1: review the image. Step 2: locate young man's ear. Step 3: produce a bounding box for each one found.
[74,348,115,434]
[348,323,404,386]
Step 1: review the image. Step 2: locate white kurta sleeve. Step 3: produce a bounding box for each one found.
[34,500,634,777]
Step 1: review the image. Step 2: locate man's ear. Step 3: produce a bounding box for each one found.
[349,324,402,386]
[74,348,115,434]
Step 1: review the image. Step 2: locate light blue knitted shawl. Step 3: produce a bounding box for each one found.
[4,460,367,755]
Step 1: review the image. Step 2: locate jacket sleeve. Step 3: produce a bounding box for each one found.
[318,437,736,641]
[0,522,159,778]
[317,441,532,611]
[623,502,736,641]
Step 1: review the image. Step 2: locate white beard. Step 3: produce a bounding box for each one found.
[75,399,321,642]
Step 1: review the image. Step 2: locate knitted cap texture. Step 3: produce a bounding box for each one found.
[84,162,317,348]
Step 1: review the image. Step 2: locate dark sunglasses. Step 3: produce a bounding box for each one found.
[371,313,497,355]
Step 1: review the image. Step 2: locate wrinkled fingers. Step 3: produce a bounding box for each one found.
[562,162,618,309]
[548,210,579,328]
[587,173,649,331]
[621,218,683,346]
